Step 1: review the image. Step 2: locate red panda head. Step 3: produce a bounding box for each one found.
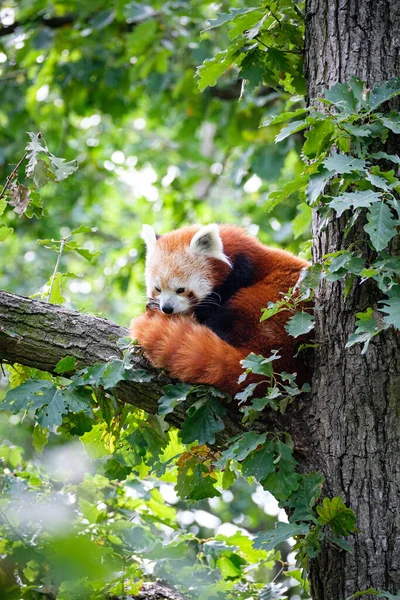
[142,224,232,315]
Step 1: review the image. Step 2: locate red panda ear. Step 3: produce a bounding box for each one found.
[142,225,158,252]
[190,224,232,267]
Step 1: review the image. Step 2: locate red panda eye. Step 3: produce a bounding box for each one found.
[176,287,185,294]
[155,287,161,293]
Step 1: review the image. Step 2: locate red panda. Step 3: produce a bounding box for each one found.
[130,224,310,396]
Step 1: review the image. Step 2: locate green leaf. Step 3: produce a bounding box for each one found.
[81,423,109,459]
[381,114,400,134]
[328,190,382,217]
[306,168,331,204]
[240,353,278,377]
[55,356,77,374]
[218,431,267,465]
[61,386,93,416]
[364,201,397,251]
[0,224,14,242]
[379,287,400,329]
[32,424,49,454]
[365,170,391,191]
[230,11,265,40]
[369,152,400,165]
[328,251,352,272]
[345,308,380,354]
[181,398,225,445]
[243,14,267,40]
[36,388,68,428]
[323,153,366,174]
[203,7,259,31]
[262,442,301,502]
[0,198,6,216]
[46,272,66,305]
[342,123,374,138]
[327,536,353,552]
[275,119,308,143]
[158,383,193,416]
[221,461,237,489]
[254,522,309,552]
[262,108,310,128]
[297,263,324,293]
[100,359,130,389]
[235,382,261,404]
[64,240,100,262]
[302,118,334,159]
[261,299,287,321]
[239,50,266,92]
[176,458,220,500]
[265,47,290,73]
[369,78,400,110]
[48,154,78,181]
[241,439,276,481]
[2,380,55,412]
[70,225,99,235]
[324,82,358,114]
[265,174,309,211]
[217,553,246,579]
[32,158,56,189]
[316,496,357,536]
[262,459,301,502]
[285,312,314,338]
[287,472,324,522]
[197,43,243,91]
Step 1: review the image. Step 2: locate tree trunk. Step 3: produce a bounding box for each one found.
[305,1,400,598]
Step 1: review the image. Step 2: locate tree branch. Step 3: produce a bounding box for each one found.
[0,290,312,453]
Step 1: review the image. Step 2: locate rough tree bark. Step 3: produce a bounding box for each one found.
[305,1,400,598]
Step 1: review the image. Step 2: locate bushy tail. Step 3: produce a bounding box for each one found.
[130,312,251,395]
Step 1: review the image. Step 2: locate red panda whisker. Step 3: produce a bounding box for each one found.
[209,292,222,303]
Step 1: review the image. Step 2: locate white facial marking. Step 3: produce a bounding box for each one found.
[143,224,232,314]
[141,224,157,253]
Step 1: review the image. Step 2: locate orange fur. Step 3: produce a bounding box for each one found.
[130,225,310,396]
[131,311,247,395]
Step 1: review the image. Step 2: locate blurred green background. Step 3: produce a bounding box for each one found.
[0,0,310,325]
[0,1,310,598]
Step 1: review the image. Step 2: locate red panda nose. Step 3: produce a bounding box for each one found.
[161,305,174,315]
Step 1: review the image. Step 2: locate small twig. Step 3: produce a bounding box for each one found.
[121,556,126,599]
[266,4,282,26]
[0,151,28,201]
[47,237,66,303]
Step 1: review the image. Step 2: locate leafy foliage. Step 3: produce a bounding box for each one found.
[0,1,395,598]
[261,76,400,351]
